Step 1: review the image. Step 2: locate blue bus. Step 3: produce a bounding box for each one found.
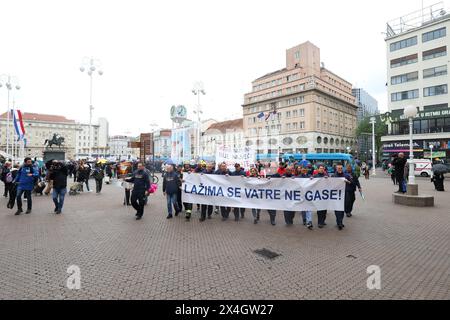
[281,153,355,173]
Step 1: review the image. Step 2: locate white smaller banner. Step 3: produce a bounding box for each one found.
[215,146,255,171]
[183,173,345,211]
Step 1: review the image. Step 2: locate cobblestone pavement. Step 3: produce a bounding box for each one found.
[0,174,449,300]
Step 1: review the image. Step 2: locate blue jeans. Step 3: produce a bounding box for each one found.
[166,193,180,215]
[301,211,312,223]
[53,187,67,211]
[16,188,32,211]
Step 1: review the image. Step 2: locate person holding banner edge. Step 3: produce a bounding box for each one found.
[333,164,353,230]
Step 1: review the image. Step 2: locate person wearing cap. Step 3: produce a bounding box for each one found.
[230,163,247,221]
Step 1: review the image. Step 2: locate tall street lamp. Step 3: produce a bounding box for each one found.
[404,105,418,185]
[370,116,376,176]
[192,82,205,160]
[429,144,434,166]
[149,123,158,177]
[80,57,103,159]
[0,75,21,159]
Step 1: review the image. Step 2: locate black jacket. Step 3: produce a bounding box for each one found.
[49,165,68,189]
[163,171,181,194]
[230,168,246,176]
[392,157,407,178]
[126,169,150,192]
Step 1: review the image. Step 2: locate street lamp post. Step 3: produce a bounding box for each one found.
[429,144,434,166]
[192,82,205,160]
[149,123,158,177]
[0,75,21,161]
[80,57,103,160]
[404,105,418,185]
[370,116,376,176]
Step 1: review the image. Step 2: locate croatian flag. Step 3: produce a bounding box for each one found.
[11,109,26,140]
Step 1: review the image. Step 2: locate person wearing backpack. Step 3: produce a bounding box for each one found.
[14,157,39,215]
[7,164,20,209]
[1,162,12,198]
[92,164,105,194]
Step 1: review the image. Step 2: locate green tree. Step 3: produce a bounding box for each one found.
[355,116,388,159]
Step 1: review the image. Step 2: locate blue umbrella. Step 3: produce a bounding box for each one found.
[164,158,174,165]
[299,159,310,167]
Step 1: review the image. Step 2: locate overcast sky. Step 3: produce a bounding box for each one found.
[1,0,447,135]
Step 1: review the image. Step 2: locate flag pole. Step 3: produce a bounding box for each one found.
[12,98,16,164]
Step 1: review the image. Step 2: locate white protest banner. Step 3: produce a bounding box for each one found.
[183,173,345,211]
[215,146,256,171]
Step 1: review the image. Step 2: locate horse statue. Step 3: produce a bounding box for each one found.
[44,133,65,149]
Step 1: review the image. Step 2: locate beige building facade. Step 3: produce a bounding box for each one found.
[0,112,77,160]
[243,41,358,155]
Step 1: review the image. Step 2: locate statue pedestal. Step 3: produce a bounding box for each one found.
[43,149,66,163]
[392,184,434,207]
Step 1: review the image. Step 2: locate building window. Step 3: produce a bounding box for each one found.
[390,36,417,52]
[286,123,291,131]
[300,121,305,129]
[391,71,418,85]
[422,27,446,42]
[424,84,448,97]
[299,108,305,117]
[293,110,298,117]
[294,51,300,60]
[293,122,298,130]
[390,54,418,68]
[423,46,447,60]
[423,65,447,78]
[286,111,291,118]
[391,89,419,102]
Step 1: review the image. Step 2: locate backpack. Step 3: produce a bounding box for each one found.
[6,172,13,183]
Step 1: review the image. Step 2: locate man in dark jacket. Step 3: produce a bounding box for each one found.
[14,157,39,215]
[230,163,246,221]
[333,164,353,230]
[392,153,407,193]
[215,162,231,221]
[163,164,181,219]
[344,164,361,218]
[48,161,68,214]
[126,162,150,220]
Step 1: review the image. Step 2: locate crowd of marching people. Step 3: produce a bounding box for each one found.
[4,153,445,230]
[0,157,123,215]
[159,160,362,231]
